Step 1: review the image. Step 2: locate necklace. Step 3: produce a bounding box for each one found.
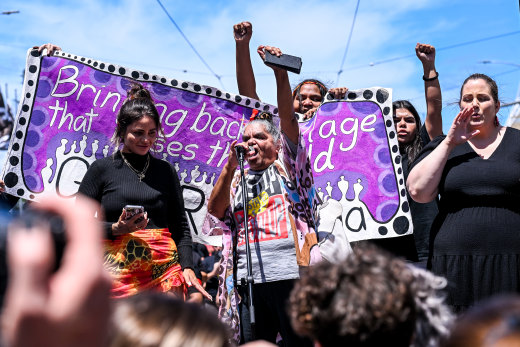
[121,152,150,182]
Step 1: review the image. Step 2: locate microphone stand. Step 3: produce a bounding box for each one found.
[236,146,255,338]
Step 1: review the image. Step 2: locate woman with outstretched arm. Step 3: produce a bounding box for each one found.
[204,44,319,346]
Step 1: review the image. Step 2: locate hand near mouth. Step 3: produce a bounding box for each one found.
[228,142,257,168]
[224,140,240,169]
[445,106,481,147]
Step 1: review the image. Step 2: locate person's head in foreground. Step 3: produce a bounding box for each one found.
[444,295,520,347]
[109,292,231,347]
[289,243,453,347]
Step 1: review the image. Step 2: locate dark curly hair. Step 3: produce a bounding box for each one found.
[289,243,453,347]
[111,83,163,150]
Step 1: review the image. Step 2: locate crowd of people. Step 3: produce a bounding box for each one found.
[0,20,519,347]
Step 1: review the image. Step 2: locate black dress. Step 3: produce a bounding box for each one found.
[411,127,520,311]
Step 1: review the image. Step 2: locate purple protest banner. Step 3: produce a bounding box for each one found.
[2,48,411,247]
[300,89,412,245]
[1,48,277,245]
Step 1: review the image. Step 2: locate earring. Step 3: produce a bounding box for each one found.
[494,115,499,127]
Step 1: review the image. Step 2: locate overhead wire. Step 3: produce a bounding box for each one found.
[209,30,520,79]
[155,0,225,89]
[407,67,520,110]
[342,30,520,72]
[3,25,518,91]
[336,0,361,86]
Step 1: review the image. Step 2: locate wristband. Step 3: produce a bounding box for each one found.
[423,71,439,81]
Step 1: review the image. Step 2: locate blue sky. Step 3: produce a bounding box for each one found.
[1,0,519,132]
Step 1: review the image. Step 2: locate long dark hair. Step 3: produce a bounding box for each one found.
[393,100,422,165]
[112,83,162,150]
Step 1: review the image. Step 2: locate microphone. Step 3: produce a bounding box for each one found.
[235,145,253,164]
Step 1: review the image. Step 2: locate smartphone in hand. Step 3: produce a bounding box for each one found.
[264,51,302,74]
[124,205,145,223]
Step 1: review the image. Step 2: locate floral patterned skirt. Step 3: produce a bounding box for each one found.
[104,228,186,298]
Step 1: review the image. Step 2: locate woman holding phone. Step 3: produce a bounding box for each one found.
[78,83,208,299]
